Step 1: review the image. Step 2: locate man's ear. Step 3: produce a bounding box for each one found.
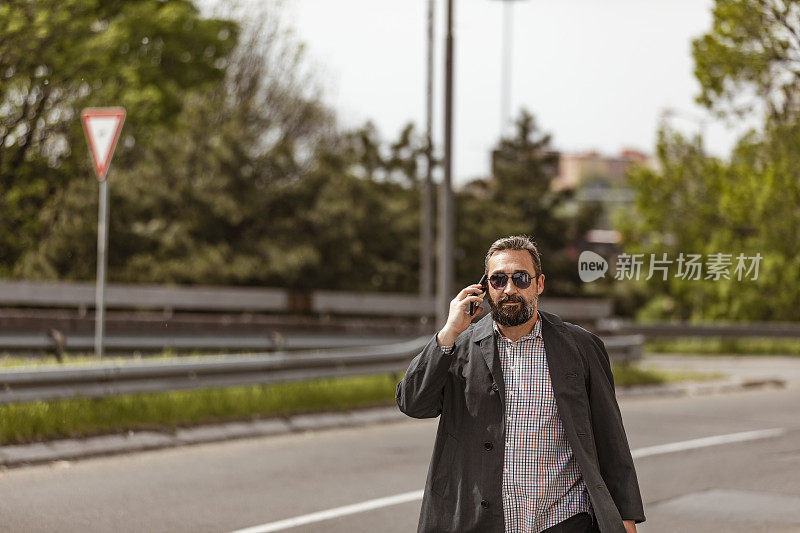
[537,274,545,295]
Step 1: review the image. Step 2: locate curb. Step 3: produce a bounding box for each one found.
[615,377,786,399]
[0,406,408,469]
[0,378,785,469]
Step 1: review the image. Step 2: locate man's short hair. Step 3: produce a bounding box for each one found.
[484,235,542,276]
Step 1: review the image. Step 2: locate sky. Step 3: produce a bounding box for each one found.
[276,1,751,184]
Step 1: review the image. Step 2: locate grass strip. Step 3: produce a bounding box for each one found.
[0,373,399,446]
[0,363,719,446]
[612,364,668,387]
[612,364,723,386]
[644,337,800,356]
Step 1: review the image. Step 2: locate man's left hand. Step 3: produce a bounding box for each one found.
[623,520,637,533]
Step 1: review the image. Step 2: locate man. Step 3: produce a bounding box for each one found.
[396,235,645,533]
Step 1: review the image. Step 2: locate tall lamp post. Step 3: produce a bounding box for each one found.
[494,0,528,136]
[436,0,528,325]
[421,0,435,302]
[437,0,455,327]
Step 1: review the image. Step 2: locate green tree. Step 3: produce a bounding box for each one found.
[615,0,800,321]
[301,121,426,292]
[618,119,800,321]
[456,110,599,295]
[99,3,337,286]
[693,0,800,122]
[0,0,237,277]
[5,1,432,293]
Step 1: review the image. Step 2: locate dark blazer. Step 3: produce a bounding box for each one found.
[395,310,645,533]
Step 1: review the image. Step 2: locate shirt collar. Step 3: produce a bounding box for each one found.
[492,310,542,342]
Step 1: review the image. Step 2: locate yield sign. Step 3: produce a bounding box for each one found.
[81,107,126,181]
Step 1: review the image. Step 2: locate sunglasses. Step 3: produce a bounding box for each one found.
[488,272,537,290]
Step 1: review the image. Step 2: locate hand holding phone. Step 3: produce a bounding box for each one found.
[438,278,488,347]
[469,274,488,316]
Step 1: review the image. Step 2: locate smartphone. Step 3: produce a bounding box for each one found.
[469,274,488,316]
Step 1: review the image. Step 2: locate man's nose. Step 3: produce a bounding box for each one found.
[503,281,517,296]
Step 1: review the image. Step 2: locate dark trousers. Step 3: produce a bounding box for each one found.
[540,512,600,533]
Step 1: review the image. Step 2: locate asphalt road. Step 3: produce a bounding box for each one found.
[1,386,799,532]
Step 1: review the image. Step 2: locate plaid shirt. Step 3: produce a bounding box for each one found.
[493,311,592,532]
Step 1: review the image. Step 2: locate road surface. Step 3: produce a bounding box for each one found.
[1,384,798,532]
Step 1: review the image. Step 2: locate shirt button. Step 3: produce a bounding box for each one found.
[503,467,509,474]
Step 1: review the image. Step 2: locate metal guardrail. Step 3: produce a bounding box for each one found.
[598,319,800,339]
[0,333,415,353]
[0,334,642,404]
[600,335,644,363]
[0,280,612,321]
[0,337,430,404]
[0,281,288,312]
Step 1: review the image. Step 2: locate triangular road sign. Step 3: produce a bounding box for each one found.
[81,107,126,181]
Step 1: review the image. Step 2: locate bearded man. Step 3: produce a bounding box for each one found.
[396,235,645,533]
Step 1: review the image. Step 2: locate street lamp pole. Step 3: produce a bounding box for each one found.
[437,0,455,327]
[495,0,527,136]
[421,0,435,301]
[501,0,513,134]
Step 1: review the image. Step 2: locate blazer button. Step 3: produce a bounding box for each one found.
[491,383,499,392]
[481,500,490,509]
[484,441,493,451]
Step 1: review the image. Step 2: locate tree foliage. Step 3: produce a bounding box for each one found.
[1,2,594,298]
[456,110,599,296]
[4,1,430,293]
[618,120,800,321]
[614,0,800,321]
[0,0,237,275]
[693,0,800,122]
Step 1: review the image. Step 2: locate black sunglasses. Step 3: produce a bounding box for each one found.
[488,272,537,290]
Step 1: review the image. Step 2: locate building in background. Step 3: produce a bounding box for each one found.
[553,149,656,255]
[552,149,654,192]
[460,147,654,255]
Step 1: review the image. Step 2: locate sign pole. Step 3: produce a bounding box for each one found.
[81,107,125,360]
[95,178,109,359]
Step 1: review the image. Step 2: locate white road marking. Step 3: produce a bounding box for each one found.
[228,490,424,533]
[631,428,785,458]
[229,427,785,533]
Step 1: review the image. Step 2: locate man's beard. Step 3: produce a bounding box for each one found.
[487,291,537,327]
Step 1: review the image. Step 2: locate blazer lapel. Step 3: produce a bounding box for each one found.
[472,314,506,412]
